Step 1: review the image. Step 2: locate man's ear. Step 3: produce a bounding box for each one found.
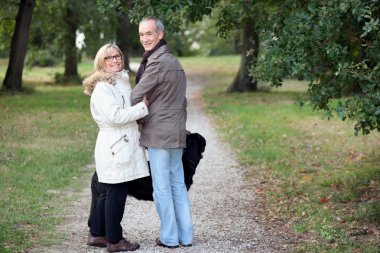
[158,31,164,40]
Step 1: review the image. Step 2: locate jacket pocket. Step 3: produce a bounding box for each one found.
[110,134,131,163]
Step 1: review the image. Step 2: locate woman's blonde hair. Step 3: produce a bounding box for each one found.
[93,43,124,72]
[83,44,124,96]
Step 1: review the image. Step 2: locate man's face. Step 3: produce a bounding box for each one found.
[139,20,164,52]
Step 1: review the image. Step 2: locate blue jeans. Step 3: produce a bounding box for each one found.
[148,148,194,246]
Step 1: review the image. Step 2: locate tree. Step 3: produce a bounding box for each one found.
[59,0,106,83]
[0,0,20,57]
[100,0,260,92]
[215,0,282,92]
[253,0,380,134]
[79,10,119,58]
[27,0,119,83]
[62,0,80,82]
[115,0,136,72]
[97,0,380,134]
[228,17,258,92]
[3,0,35,91]
[97,0,220,70]
[214,1,260,92]
[81,0,145,72]
[126,0,218,32]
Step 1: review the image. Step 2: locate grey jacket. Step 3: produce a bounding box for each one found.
[131,44,187,148]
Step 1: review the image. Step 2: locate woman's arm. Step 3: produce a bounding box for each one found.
[91,83,148,126]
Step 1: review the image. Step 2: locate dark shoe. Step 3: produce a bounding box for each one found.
[107,238,140,252]
[87,232,107,248]
[155,238,179,249]
[180,242,192,247]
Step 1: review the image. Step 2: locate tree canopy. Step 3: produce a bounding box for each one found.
[254,0,380,134]
[97,0,379,134]
[1,0,379,134]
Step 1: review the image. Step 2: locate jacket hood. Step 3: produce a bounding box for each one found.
[82,70,129,96]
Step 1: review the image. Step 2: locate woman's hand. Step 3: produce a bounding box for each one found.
[143,95,149,106]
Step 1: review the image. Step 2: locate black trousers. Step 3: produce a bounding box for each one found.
[89,181,129,244]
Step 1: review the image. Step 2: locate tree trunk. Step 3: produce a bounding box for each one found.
[63,3,79,82]
[117,11,131,72]
[3,0,36,91]
[116,0,135,72]
[228,18,259,92]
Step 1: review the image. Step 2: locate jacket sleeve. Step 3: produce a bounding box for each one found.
[91,83,148,126]
[131,60,160,105]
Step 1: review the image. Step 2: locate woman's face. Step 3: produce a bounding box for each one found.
[104,48,123,73]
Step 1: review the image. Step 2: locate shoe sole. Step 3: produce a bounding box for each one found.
[87,242,107,248]
[156,238,179,249]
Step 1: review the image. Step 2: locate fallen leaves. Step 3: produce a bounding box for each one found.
[319,197,330,204]
[346,150,365,164]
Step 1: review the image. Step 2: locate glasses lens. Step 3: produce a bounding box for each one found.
[105,54,121,62]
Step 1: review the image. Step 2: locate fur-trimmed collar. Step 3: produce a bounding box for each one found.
[82,70,128,96]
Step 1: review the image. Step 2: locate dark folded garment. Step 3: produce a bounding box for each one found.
[88,132,206,227]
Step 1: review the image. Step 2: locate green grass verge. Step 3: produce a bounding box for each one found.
[0,77,98,251]
[189,55,380,253]
[0,59,134,252]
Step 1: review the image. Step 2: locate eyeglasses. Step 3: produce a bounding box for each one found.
[104,54,122,62]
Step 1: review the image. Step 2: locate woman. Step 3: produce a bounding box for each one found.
[83,44,148,252]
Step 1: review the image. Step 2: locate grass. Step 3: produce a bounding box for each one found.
[0,62,98,252]
[0,55,379,252]
[0,58,94,86]
[180,55,380,252]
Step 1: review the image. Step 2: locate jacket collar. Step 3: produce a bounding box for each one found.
[150,44,172,60]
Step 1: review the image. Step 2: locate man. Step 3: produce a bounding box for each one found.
[131,17,193,248]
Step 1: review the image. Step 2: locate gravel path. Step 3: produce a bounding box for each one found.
[29,72,287,253]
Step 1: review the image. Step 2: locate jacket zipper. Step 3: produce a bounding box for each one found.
[110,134,129,156]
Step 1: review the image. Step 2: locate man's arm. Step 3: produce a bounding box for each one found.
[131,61,160,105]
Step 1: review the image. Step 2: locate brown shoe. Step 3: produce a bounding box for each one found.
[87,232,107,247]
[107,238,140,252]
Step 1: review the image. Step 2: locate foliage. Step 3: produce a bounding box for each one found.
[26,49,58,67]
[213,0,260,39]
[25,0,119,61]
[0,0,19,57]
[54,72,82,84]
[196,55,380,252]
[2,0,377,133]
[166,16,237,57]
[97,0,219,32]
[79,12,119,58]
[253,0,380,135]
[96,0,238,57]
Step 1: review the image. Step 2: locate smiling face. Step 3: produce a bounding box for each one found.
[139,19,164,52]
[103,47,123,73]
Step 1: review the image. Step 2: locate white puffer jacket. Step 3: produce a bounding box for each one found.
[90,70,149,184]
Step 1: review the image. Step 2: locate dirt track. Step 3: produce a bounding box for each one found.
[29,69,291,253]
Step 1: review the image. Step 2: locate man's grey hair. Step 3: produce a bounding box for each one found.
[140,17,165,33]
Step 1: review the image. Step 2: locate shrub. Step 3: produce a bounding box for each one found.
[26,50,58,67]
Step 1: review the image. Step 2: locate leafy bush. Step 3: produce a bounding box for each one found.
[26,50,58,67]
[54,73,82,85]
[253,0,380,135]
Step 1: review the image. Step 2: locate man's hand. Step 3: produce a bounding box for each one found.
[143,95,149,106]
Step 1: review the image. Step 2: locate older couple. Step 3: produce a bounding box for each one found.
[82,17,193,252]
